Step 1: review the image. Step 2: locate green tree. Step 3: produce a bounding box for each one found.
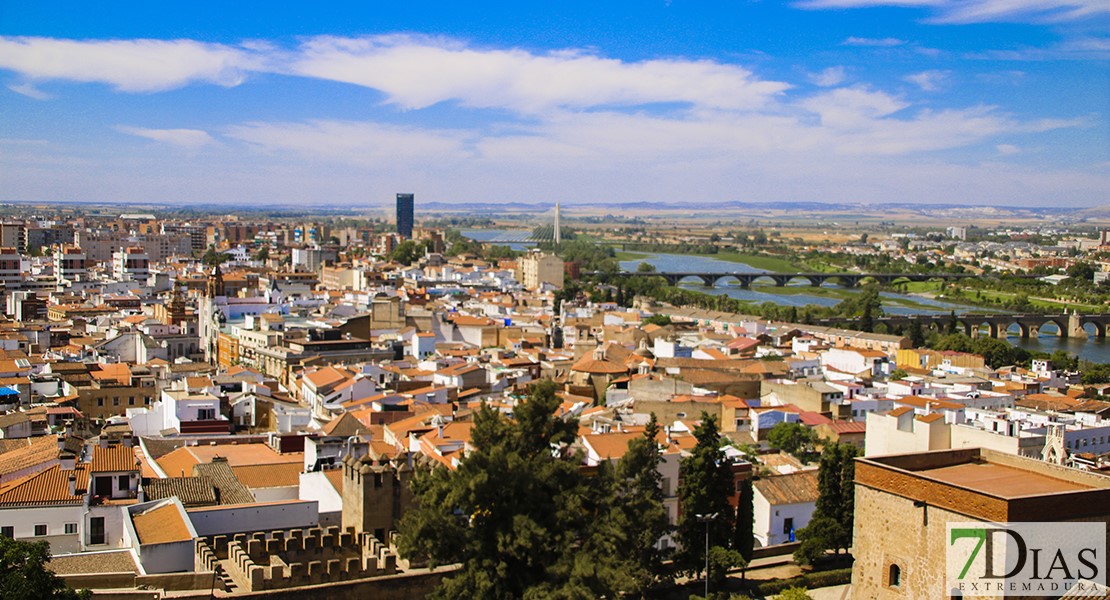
[889,368,908,380]
[613,414,673,593]
[794,443,859,565]
[388,240,422,266]
[201,246,230,267]
[397,380,579,598]
[765,422,816,461]
[733,479,755,578]
[637,261,657,273]
[254,246,269,262]
[907,320,926,348]
[1067,261,1095,281]
[676,414,737,577]
[0,537,90,600]
[398,380,644,599]
[643,314,672,327]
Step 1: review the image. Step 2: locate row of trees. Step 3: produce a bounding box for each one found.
[397,382,756,598]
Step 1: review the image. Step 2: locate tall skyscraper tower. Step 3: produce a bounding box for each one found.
[396,193,414,239]
[554,202,561,246]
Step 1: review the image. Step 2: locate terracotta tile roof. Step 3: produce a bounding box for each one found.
[231,463,303,489]
[143,477,218,508]
[303,366,353,391]
[321,412,369,437]
[582,432,641,461]
[0,464,86,507]
[323,468,344,493]
[90,444,138,473]
[823,420,867,434]
[570,356,628,375]
[0,434,60,478]
[48,550,138,575]
[753,470,819,506]
[192,460,255,505]
[90,363,132,384]
[155,443,301,478]
[132,501,193,544]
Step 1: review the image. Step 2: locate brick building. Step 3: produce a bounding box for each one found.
[851,448,1110,599]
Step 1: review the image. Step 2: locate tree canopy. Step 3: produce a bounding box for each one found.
[676,414,745,584]
[794,443,859,565]
[397,380,671,599]
[0,537,90,600]
[765,422,818,463]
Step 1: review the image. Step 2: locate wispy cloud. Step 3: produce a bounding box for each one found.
[287,35,791,114]
[7,82,52,100]
[225,119,471,165]
[798,0,1110,24]
[966,38,1110,60]
[842,36,907,47]
[903,69,950,91]
[996,144,1020,155]
[116,126,216,149]
[0,37,261,92]
[809,66,848,86]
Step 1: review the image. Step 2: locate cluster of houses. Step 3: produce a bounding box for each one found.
[2,215,1110,595]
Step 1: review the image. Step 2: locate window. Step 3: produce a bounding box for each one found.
[783,517,794,535]
[97,398,104,407]
[1,526,12,538]
[34,524,47,536]
[117,475,129,491]
[64,523,77,535]
[889,563,902,588]
[112,397,119,406]
[197,408,216,420]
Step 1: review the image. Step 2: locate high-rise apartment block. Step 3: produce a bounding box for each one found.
[396,193,414,239]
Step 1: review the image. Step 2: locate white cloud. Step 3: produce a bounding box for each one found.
[225,119,472,165]
[116,126,216,149]
[903,69,950,91]
[287,35,790,113]
[996,144,1021,154]
[797,0,1110,23]
[842,36,908,46]
[0,37,260,92]
[809,66,848,86]
[7,82,52,100]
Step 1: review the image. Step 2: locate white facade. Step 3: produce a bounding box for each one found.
[185,500,318,537]
[753,481,817,547]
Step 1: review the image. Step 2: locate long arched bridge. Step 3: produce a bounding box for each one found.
[591,271,984,288]
[816,313,1110,339]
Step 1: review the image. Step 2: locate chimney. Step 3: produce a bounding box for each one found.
[67,475,76,496]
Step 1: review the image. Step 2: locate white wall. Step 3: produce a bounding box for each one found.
[186,500,318,537]
[122,499,198,574]
[753,495,816,547]
[250,485,300,504]
[0,505,83,554]
[298,471,342,525]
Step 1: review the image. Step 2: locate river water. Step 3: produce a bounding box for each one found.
[618,252,1110,363]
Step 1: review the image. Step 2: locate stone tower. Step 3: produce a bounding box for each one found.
[341,453,414,543]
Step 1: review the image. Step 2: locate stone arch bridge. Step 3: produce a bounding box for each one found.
[594,271,982,288]
[817,312,1110,339]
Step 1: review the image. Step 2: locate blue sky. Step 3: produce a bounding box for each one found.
[1,0,1107,207]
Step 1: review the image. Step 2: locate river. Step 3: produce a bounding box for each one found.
[619,252,1110,363]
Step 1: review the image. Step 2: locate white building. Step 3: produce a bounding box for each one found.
[752,471,819,547]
